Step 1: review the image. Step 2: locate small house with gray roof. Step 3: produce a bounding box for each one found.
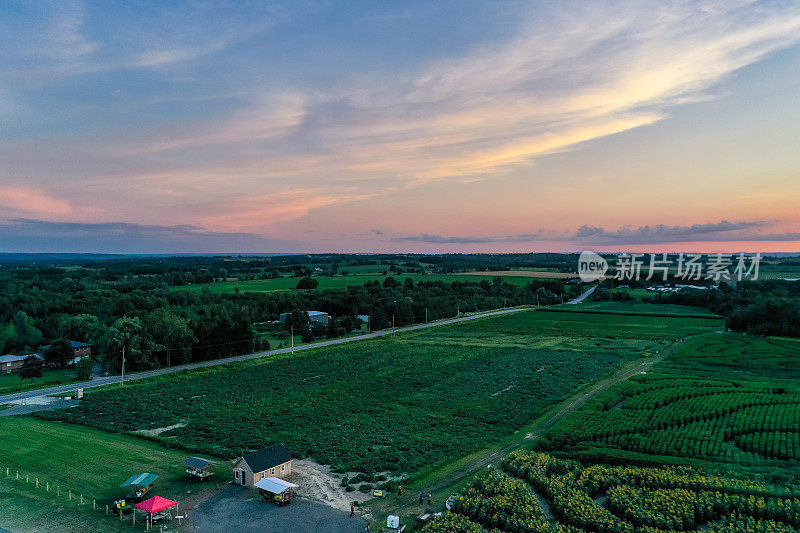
[232,443,293,488]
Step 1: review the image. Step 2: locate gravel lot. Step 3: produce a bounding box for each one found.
[185,486,369,533]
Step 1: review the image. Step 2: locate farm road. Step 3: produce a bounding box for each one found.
[367,333,700,521]
[566,284,596,304]
[0,306,529,404]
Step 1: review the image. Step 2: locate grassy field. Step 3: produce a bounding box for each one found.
[539,334,800,480]
[37,310,721,478]
[0,367,81,396]
[0,417,230,532]
[555,300,720,317]
[170,272,558,294]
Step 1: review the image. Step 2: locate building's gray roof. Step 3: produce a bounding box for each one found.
[240,444,292,473]
[184,457,214,470]
[254,477,298,494]
[39,340,92,351]
[0,353,42,364]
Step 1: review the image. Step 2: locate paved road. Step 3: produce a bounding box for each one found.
[566,284,596,304]
[0,307,528,404]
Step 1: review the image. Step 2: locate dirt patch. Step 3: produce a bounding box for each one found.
[291,460,372,511]
[134,422,186,436]
[463,270,575,279]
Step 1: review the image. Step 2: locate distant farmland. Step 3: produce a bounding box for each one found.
[38,310,721,476]
[169,272,553,293]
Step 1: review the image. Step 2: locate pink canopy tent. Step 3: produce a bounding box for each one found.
[135,495,177,514]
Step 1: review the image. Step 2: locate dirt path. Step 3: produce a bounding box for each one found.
[366,335,696,521]
[291,460,371,510]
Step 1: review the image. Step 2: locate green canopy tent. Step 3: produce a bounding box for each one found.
[121,473,158,500]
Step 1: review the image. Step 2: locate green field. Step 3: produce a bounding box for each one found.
[37,310,720,477]
[421,331,800,533]
[170,272,557,294]
[0,367,81,396]
[539,334,800,479]
[0,417,230,532]
[556,300,720,317]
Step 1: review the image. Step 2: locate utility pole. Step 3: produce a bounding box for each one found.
[536,295,540,309]
[425,308,428,323]
[291,326,294,352]
[120,345,125,386]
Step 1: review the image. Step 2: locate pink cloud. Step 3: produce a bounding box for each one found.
[0,186,72,215]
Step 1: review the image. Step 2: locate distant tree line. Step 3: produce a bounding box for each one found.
[0,257,581,373]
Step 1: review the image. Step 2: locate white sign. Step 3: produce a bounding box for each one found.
[387,515,400,528]
[578,251,608,282]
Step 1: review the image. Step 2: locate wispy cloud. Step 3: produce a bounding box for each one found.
[0,186,72,215]
[394,221,800,247]
[0,219,296,254]
[2,1,800,247]
[573,220,800,245]
[393,233,540,244]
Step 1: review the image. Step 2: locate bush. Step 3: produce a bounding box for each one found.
[296,277,319,289]
[76,357,94,381]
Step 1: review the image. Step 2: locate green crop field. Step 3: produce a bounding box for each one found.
[0,417,230,532]
[170,272,554,294]
[37,310,719,477]
[539,334,800,478]
[424,450,800,533]
[554,301,720,317]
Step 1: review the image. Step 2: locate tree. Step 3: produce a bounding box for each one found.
[0,311,43,354]
[19,355,43,379]
[44,338,74,368]
[144,308,196,367]
[296,276,319,289]
[59,314,100,344]
[76,356,93,380]
[104,317,154,372]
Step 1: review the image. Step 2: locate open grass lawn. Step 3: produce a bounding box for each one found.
[0,477,134,533]
[539,333,800,479]
[169,272,552,294]
[0,417,229,532]
[0,418,230,504]
[0,367,80,396]
[554,300,720,317]
[37,311,721,477]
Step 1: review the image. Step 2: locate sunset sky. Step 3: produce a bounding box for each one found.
[1,0,800,253]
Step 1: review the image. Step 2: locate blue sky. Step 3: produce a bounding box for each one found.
[1,0,800,253]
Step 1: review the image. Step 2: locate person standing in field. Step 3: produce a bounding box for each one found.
[398,485,403,497]
[419,491,424,505]
[365,523,371,533]
[428,492,432,507]
[350,503,355,517]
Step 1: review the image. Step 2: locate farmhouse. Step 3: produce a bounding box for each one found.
[232,443,293,488]
[278,311,329,326]
[39,340,93,364]
[0,353,43,373]
[0,354,26,373]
